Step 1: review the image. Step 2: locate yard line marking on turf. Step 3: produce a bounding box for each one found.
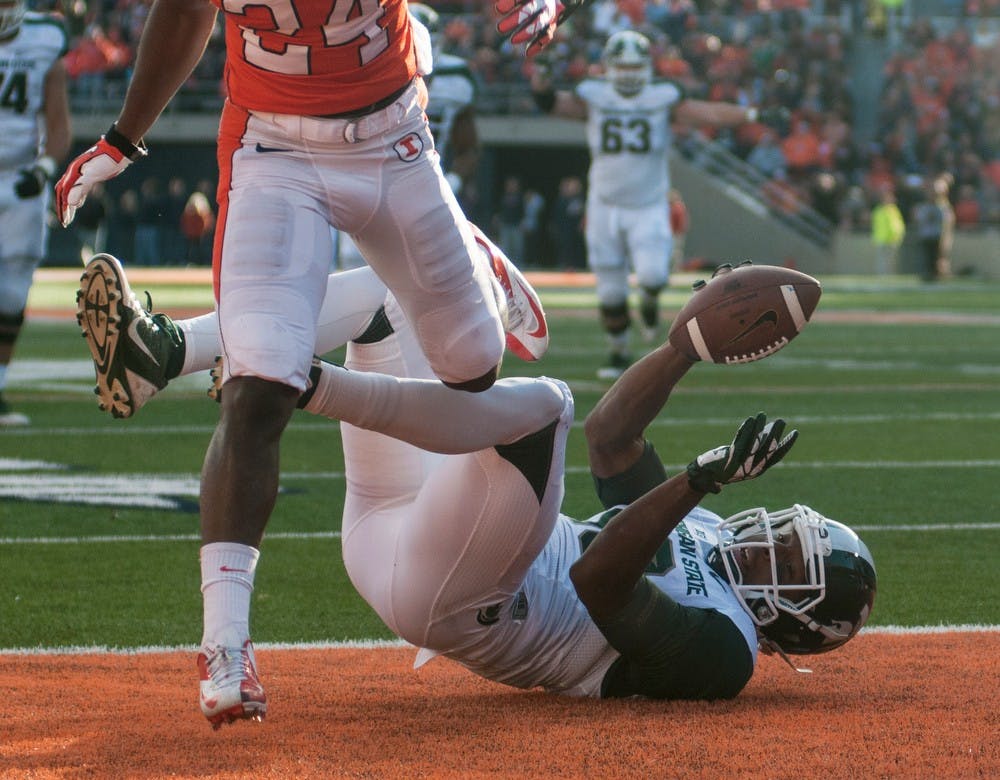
[5,408,1000,439]
[2,625,998,656]
[0,531,343,544]
[5,522,1000,546]
[2,460,999,514]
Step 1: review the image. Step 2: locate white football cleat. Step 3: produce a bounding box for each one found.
[197,640,267,729]
[470,224,549,361]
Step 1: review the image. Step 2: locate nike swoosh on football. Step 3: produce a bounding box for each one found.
[128,317,160,366]
[255,143,290,153]
[516,279,548,338]
[724,310,778,347]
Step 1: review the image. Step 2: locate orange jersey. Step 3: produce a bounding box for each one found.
[212,0,417,116]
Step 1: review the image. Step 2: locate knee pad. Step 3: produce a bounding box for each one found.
[639,286,663,328]
[0,310,25,348]
[415,297,504,386]
[599,302,631,335]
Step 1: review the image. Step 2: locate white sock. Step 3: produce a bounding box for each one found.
[177,312,221,375]
[200,542,259,648]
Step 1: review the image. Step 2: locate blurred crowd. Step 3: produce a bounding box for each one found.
[34,0,1000,268]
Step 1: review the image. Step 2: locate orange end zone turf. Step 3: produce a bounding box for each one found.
[1,632,997,778]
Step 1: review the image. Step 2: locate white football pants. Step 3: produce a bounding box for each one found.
[336,299,573,654]
[214,80,503,392]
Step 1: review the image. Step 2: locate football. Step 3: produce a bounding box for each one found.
[668,262,821,364]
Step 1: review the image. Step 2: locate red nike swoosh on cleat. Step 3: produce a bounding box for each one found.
[516,279,548,339]
[201,695,218,709]
[219,566,249,572]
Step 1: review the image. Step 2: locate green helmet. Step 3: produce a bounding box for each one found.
[602,30,652,97]
[709,505,877,655]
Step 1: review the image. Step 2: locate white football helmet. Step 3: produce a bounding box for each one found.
[0,0,25,39]
[707,504,877,655]
[602,30,652,97]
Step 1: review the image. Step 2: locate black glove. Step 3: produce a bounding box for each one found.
[686,413,798,494]
[15,156,56,199]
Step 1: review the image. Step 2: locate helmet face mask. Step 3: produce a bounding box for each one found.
[0,0,25,40]
[602,31,652,97]
[711,505,877,655]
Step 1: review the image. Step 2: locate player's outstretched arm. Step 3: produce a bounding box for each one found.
[570,471,703,621]
[113,0,217,143]
[584,343,695,480]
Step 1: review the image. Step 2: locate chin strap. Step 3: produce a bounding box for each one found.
[758,637,812,674]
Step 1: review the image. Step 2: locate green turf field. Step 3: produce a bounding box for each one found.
[2,275,998,650]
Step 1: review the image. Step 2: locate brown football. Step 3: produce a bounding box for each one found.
[668,262,821,364]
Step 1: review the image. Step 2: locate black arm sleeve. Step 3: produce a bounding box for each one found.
[591,441,668,509]
[595,578,754,700]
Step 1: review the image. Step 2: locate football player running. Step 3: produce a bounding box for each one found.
[77,249,876,702]
[531,30,773,379]
[0,0,70,425]
[56,0,568,728]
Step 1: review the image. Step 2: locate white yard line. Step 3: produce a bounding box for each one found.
[2,625,998,657]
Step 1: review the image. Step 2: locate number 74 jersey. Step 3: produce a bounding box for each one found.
[575,79,681,208]
[0,13,67,171]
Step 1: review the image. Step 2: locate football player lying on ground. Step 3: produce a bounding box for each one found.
[77,243,876,710]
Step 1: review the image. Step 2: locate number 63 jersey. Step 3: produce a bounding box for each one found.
[575,79,681,209]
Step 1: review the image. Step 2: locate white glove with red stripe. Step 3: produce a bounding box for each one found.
[55,125,146,227]
[495,0,563,56]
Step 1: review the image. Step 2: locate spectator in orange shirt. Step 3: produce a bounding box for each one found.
[781,119,822,179]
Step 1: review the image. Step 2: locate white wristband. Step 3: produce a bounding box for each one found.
[745,107,759,123]
[36,155,57,179]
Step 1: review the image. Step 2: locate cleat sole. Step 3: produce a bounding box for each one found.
[76,255,136,419]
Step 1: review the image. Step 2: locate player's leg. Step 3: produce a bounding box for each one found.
[76,255,388,417]
[340,104,533,392]
[585,202,632,380]
[624,202,672,344]
[0,193,46,426]
[351,180,503,389]
[303,294,557,453]
[196,115,339,728]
